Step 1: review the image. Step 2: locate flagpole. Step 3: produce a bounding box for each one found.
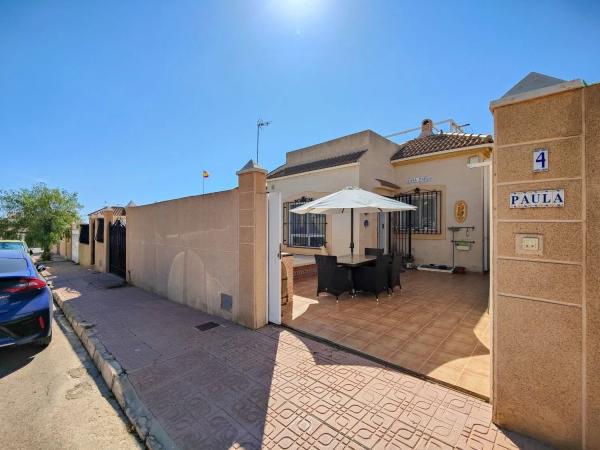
[203,176,205,195]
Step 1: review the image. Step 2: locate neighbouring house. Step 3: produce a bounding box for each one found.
[87,206,126,274]
[267,120,493,272]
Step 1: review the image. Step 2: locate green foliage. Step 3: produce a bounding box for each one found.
[0,183,81,257]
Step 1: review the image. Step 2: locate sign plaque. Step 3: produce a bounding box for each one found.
[533,148,549,172]
[407,176,432,184]
[510,189,564,208]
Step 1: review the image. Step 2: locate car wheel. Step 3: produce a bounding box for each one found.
[35,335,52,347]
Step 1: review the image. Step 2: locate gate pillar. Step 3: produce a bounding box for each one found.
[490,75,599,449]
[101,209,114,273]
[237,160,268,329]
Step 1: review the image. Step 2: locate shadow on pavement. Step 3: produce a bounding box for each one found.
[0,340,44,379]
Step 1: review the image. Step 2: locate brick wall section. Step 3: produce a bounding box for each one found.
[281,254,294,304]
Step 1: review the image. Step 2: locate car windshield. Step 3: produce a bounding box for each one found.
[0,258,28,274]
[0,242,24,250]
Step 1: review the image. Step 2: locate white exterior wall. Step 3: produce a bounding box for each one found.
[392,151,489,272]
[71,224,80,264]
[268,165,360,256]
[286,131,370,166]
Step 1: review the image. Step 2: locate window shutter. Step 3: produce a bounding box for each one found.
[96,218,105,242]
[79,224,90,244]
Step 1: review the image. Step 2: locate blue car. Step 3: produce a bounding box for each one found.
[0,250,52,347]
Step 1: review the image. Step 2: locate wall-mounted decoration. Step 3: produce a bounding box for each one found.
[407,176,432,184]
[509,189,564,208]
[533,148,549,172]
[454,200,468,223]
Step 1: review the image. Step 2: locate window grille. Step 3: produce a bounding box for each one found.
[394,190,442,234]
[283,197,327,248]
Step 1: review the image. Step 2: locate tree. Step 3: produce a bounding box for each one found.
[0,183,81,260]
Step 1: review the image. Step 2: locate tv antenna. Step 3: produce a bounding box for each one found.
[256,119,271,164]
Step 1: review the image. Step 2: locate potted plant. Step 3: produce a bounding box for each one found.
[404,254,415,269]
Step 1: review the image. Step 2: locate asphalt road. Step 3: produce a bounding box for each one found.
[0,306,142,450]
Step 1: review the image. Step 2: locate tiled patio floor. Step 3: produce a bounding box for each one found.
[282,270,490,398]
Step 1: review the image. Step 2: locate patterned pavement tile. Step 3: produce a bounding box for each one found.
[47,261,551,450]
[324,408,365,437]
[466,415,499,444]
[230,433,262,450]
[310,422,350,449]
[375,416,428,449]
[263,426,302,450]
[226,396,268,440]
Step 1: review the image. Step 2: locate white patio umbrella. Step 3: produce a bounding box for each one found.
[290,186,416,255]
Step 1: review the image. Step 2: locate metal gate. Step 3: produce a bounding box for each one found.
[389,207,412,261]
[109,219,126,278]
[389,190,441,262]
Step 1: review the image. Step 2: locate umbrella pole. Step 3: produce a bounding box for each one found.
[350,208,354,255]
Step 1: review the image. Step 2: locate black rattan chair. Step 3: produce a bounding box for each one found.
[353,255,390,301]
[314,255,353,301]
[364,248,384,266]
[388,253,402,293]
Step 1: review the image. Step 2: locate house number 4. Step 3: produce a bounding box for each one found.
[533,148,548,172]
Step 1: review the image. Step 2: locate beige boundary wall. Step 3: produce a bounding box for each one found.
[491,81,600,449]
[126,163,268,329]
[79,241,91,266]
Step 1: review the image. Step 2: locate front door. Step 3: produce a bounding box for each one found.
[377,212,388,253]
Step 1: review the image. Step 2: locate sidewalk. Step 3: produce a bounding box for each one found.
[49,260,551,450]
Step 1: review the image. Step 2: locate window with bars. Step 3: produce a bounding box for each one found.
[395,190,442,234]
[283,197,327,248]
[95,218,104,242]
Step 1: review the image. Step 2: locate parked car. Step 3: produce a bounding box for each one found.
[0,249,52,347]
[0,239,32,255]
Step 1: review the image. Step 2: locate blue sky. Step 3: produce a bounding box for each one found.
[1,0,599,214]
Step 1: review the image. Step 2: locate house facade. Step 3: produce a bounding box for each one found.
[267,120,493,272]
[87,206,126,273]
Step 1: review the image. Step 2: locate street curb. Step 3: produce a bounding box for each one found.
[52,289,179,450]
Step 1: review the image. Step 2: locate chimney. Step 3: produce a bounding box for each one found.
[419,118,433,137]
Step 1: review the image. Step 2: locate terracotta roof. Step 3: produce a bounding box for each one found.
[88,206,126,217]
[390,132,493,161]
[267,150,367,179]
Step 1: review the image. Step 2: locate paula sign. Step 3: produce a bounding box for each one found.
[510,189,564,208]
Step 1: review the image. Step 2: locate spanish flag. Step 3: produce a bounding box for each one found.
[203,170,209,178]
